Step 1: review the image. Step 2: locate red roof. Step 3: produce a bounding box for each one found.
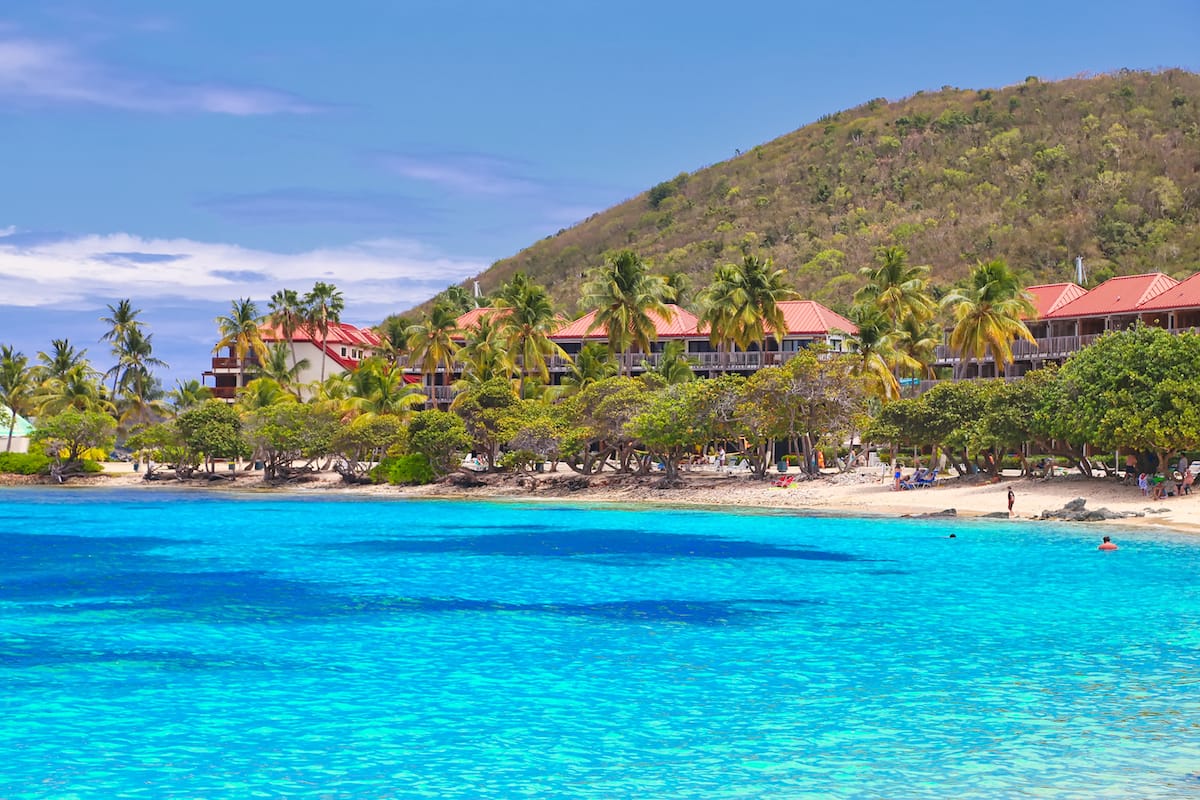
[1026,283,1087,319]
[260,321,382,347]
[1046,273,1178,318]
[1136,272,1200,311]
[454,307,507,331]
[770,300,857,335]
[552,305,700,339]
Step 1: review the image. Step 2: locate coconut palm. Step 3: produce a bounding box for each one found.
[943,258,1037,377]
[302,282,344,382]
[254,342,311,398]
[557,343,617,397]
[893,314,942,382]
[349,362,426,419]
[698,255,796,362]
[267,289,305,373]
[493,273,568,398]
[580,250,672,374]
[697,262,742,367]
[234,377,295,413]
[406,303,461,409]
[454,315,515,389]
[854,246,937,326]
[99,299,144,398]
[375,315,412,369]
[642,340,696,384]
[167,379,214,416]
[37,339,91,383]
[844,306,903,401]
[214,298,268,391]
[36,363,115,416]
[0,346,37,452]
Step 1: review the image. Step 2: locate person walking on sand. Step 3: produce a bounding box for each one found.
[1007,487,1015,518]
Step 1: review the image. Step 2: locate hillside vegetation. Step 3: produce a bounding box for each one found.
[465,69,1200,315]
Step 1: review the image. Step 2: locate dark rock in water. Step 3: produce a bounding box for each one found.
[980,511,1011,519]
[1040,497,1143,521]
[909,508,956,518]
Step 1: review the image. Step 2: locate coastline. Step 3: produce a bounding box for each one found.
[9,461,1197,536]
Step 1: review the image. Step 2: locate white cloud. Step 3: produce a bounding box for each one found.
[0,229,487,314]
[0,36,318,114]
[378,153,539,196]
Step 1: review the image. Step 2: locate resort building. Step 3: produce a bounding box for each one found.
[420,300,857,403]
[203,322,381,400]
[1,405,34,454]
[934,271,1200,378]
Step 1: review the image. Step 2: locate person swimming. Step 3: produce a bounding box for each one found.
[1098,535,1119,551]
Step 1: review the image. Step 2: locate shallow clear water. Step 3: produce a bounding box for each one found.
[2,488,1199,799]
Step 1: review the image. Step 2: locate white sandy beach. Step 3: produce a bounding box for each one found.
[45,460,1198,536]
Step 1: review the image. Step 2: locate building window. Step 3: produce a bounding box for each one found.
[341,347,347,356]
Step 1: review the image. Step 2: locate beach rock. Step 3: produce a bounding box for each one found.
[1040,498,1143,521]
[909,508,956,518]
[980,511,1011,519]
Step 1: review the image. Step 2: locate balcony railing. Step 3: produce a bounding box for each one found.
[935,333,1104,364]
[210,386,237,399]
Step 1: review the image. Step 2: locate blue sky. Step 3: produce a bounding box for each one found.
[0,0,1196,387]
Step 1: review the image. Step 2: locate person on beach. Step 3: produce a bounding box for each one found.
[893,464,902,491]
[1007,487,1015,517]
[1099,535,1118,551]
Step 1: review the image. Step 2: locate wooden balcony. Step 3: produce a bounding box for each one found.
[210,386,237,400]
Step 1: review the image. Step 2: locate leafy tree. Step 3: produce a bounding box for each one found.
[506,402,568,473]
[406,409,471,476]
[0,346,37,452]
[33,408,116,472]
[214,298,268,390]
[580,250,672,374]
[451,377,521,470]
[302,282,345,382]
[36,363,114,416]
[125,422,190,478]
[235,377,297,413]
[629,380,724,481]
[437,284,475,315]
[332,414,405,482]
[560,375,660,474]
[244,403,339,479]
[177,401,246,473]
[1051,326,1200,470]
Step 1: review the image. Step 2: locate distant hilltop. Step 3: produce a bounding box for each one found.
[442,69,1200,318]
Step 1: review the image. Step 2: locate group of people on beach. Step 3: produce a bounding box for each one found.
[1133,453,1195,500]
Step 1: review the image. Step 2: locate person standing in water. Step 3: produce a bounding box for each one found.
[1099,536,1119,551]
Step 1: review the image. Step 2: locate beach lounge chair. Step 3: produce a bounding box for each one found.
[899,468,926,490]
[772,474,795,488]
[914,469,938,488]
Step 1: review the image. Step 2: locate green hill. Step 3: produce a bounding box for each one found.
[453,69,1200,316]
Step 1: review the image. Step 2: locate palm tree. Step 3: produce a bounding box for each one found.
[168,379,214,416]
[580,250,672,374]
[406,304,461,409]
[267,289,305,373]
[36,363,115,416]
[255,342,311,398]
[234,378,295,413]
[0,346,37,452]
[893,314,942,383]
[845,306,903,401]
[642,340,696,384]
[698,255,796,363]
[455,315,515,388]
[375,315,412,369]
[493,273,568,398]
[214,298,268,391]
[854,246,937,327]
[37,339,90,383]
[557,343,617,397]
[302,282,345,382]
[698,262,742,368]
[99,299,144,399]
[943,258,1037,377]
[349,362,426,419]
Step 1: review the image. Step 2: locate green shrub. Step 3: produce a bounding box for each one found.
[0,452,51,475]
[372,454,434,486]
[81,460,104,474]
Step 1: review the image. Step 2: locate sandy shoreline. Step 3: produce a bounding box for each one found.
[7,461,1197,536]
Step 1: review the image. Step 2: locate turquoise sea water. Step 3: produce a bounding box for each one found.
[2,489,1200,799]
